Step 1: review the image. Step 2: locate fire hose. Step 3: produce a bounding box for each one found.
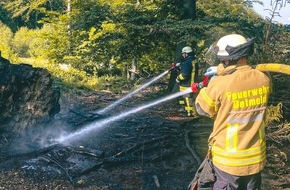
[191,63,290,92]
[95,63,289,115]
[255,63,290,75]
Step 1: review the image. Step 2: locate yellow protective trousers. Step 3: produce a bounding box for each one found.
[179,85,196,116]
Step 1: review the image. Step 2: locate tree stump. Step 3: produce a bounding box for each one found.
[0,60,60,132]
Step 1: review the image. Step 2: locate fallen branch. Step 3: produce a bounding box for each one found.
[67,146,104,158]
[185,130,201,164]
[115,136,170,157]
[105,136,173,163]
[41,154,76,185]
[153,175,161,188]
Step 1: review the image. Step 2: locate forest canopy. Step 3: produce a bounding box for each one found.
[0,0,289,90]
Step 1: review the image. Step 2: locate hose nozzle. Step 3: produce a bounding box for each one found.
[168,62,181,72]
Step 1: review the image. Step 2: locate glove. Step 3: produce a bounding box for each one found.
[191,76,209,93]
[169,62,181,72]
[171,63,175,69]
[191,83,200,93]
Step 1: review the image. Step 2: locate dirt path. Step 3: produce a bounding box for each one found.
[0,85,289,190]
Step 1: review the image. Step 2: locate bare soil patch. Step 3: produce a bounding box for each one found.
[0,84,289,190]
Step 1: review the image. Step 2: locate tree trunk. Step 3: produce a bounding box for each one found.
[130,57,137,82]
[183,0,196,20]
[67,0,71,54]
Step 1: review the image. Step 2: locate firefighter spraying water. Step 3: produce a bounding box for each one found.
[187,34,290,190]
[170,46,199,117]
[51,60,289,148]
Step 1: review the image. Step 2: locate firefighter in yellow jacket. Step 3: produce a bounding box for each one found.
[193,34,272,189]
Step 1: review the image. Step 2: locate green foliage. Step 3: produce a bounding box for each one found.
[0,0,289,94]
[266,102,290,144]
[0,0,66,29]
[13,27,37,57]
[0,3,21,32]
[70,0,110,31]
[20,58,129,93]
[197,0,249,18]
[155,0,184,20]
[37,20,70,61]
[261,25,290,63]
[266,122,290,144]
[28,34,49,58]
[266,102,284,125]
[0,23,15,61]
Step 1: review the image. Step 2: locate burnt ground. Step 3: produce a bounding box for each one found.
[0,83,289,190]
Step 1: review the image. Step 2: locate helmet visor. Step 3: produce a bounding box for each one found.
[205,42,219,66]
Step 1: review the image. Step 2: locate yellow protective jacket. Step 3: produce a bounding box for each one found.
[195,65,272,176]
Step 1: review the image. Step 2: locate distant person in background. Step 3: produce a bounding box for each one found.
[175,46,198,117]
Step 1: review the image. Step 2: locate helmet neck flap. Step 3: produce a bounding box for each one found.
[217,38,254,62]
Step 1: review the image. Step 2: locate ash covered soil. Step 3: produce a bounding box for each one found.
[0,84,289,190]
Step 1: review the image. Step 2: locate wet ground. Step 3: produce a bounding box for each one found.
[0,84,289,189]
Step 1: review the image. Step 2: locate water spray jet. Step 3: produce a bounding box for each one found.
[96,70,169,115]
[95,63,182,115]
[52,87,192,145]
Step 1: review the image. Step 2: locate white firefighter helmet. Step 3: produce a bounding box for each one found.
[181,46,193,54]
[205,34,254,64]
[216,34,254,62]
[216,34,247,57]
